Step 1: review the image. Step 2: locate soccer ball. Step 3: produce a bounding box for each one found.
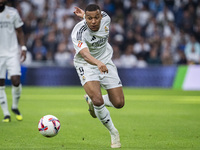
[38,115,61,137]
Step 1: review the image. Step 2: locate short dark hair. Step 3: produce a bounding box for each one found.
[85,4,101,12]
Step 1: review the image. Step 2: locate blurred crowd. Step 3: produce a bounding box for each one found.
[9,0,200,67]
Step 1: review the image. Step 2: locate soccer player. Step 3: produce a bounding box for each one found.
[71,4,125,148]
[0,0,27,122]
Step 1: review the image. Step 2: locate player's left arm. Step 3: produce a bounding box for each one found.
[16,27,27,62]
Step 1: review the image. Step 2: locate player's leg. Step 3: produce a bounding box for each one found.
[0,58,11,122]
[11,75,21,110]
[75,63,120,148]
[107,86,124,109]
[86,92,115,108]
[100,61,124,148]
[100,60,125,109]
[103,87,124,148]
[0,79,11,122]
[102,94,114,107]
[10,75,23,121]
[83,81,118,135]
[8,55,23,121]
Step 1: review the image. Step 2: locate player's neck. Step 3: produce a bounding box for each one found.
[0,5,5,12]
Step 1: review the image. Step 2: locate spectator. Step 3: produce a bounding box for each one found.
[33,39,47,61]
[161,36,174,65]
[136,2,151,28]
[180,9,194,34]
[9,0,200,67]
[133,35,150,61]
[149,0,165,16]
[103,0,115,16]
[112,45,122,68]
[136,54,148,68]
[54,42,72,66]
[193,18,200,43]
[184,34,200,64]
[120,44,138,68]
[44,31,58,60]
[175,46,187,65]
[156,6,174,26]
[147,43,162,65]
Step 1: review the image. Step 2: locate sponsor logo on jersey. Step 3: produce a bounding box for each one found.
[91,35,108,47]
[77,41,83,48]
[0,21,10,28]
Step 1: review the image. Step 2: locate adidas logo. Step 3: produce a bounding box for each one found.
[91,36,96,41]
[103,119,110,125]
[118,81,122,85]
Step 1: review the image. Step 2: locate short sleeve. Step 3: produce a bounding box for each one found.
[101,11,111,25]
[72,38,88,55]
[71,23,88,54]
[14,10,23,28]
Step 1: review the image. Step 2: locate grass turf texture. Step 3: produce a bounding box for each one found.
[0,87,200,150]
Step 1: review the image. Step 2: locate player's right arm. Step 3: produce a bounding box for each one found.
[79,48,108,74]
[71,20,108,74]
[74,7,85,18]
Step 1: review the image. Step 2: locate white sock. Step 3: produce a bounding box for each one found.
[12,84,22,109]
[94,104,117,134]
[103,94,114,107]
[0,86,10,116]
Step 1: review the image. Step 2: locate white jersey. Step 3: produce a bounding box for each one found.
[0,6,24,57]
[71,11,113,65]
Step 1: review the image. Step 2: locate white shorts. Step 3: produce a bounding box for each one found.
[0,55,21,79]
[74,60,122,90]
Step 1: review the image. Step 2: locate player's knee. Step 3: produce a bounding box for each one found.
[11,76,20,86]
[115,102,124,109]
[114,97,125,109]
[0,79,5,86]
[91,96,104,106]
[12,80,20,87]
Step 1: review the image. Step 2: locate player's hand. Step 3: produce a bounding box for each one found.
[20,50,27,63]
[74,7,85,18]
[97,61,108,74]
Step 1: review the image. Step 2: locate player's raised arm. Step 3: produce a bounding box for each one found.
[74,7,85,18]
[79,48,108,74]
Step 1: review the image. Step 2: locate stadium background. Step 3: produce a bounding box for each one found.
[5,0,200,90]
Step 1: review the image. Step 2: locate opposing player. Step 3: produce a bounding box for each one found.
[0,0,27,122]
[71,4,125,148]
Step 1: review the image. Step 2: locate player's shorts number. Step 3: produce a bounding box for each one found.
[79,67,84,76]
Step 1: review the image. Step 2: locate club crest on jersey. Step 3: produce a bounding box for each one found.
[6,14,10,19]
[77,41,83,48]
[104,26,108,32]
[82,75,86,81]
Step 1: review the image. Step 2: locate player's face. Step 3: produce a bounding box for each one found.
[0,0,6,6]
[85,9,102,32]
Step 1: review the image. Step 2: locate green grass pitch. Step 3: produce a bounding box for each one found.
[0,86,200,150]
